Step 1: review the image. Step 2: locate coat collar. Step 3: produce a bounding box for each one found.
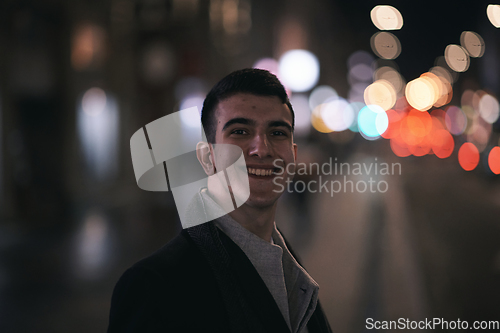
[186,221,290,332]
[185,188,320,333]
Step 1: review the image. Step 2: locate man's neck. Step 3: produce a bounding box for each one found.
[228,203,277,242]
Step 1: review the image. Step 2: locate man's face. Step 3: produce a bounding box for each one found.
[212,93,297,209]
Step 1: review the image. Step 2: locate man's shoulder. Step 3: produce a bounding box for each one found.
[127,228,207,280]
[108,226,232,332]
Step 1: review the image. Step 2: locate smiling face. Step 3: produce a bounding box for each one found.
[212,93,297,209]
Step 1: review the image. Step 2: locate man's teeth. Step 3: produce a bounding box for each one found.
[247,168,274,176]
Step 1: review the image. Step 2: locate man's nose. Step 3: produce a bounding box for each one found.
[248,134,272,158]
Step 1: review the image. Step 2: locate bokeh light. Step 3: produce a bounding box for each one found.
[400,109,432,146]
[431,129,454,159]
[374,66,404,93]
[478,93,499,124]
[421,72,452,108]
[370,32,401,60]
[458,142,480,171]
[381,109,402,139]
[430,66,455,85]
[461,89,475,108]
[462,105,477,135]
[348,102,365,132]
[311,105,333,133]
[309,85,338,110]
[431,108,447,127]
[141,41,176,85]
[436,58,459,84]
[487,4,500,28]
[82,88,107,116]
[78,89,119,179]
[434,76,453,107]
[180,93,204,128]
[75,211,111,279]
[370,5,403,30]
[405,77,436,111]
[253,57,279,76]
[460,31,485,58]
[321,98,355,132]
[467,118,491,153]
[364,79,397,111]
[358,104,388,138]
[408,137,431,156]
[394,95,410,111]
[348,50,374,68]
[445,106,467,135]
[472,90,484,111]
[71,23,106,71]
[349,63,374,82]
[488,146,500,174]
[279,49,320,92]
[390,138,411,157]
[445,45,470,72]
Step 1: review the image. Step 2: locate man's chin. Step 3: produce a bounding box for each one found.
[244,194,280,209]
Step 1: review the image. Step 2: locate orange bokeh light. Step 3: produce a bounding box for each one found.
[488,146,500,174]
[458,142,480,171]
[400,109,432,145]
[390,137,411,157]
[408,136,431,156]
[311,105,333,133]
[431,109,447,127]
[381,109,401,139]
[431,129,454,159]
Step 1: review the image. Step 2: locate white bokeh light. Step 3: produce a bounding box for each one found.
[82,88,107,116]
[253,57,279,76]
[487,5,500,28]
[479,93,500,124]
[78,88,119,180]
[279,49,320,92]
[309,85,338,111]
[370,5,403,30]
[321,98,355,132]
[180,94,204,128]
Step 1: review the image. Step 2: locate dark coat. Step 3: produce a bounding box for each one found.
[108,221,332,333]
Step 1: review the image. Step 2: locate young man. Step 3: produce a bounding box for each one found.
[108,69,332,333]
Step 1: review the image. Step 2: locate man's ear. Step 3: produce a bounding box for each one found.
[196,141,216,176]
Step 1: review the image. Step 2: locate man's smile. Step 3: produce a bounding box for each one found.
[246,166,280,177]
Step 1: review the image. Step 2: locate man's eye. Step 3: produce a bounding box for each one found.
[231,129,247,135]
[272,131,286,136]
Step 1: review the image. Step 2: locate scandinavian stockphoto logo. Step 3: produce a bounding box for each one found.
[272,157,401,195]
[129,107,250,229]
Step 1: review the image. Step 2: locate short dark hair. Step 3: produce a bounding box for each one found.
[201,68,295,143]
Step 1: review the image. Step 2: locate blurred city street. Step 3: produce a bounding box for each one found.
[1,0,500,332]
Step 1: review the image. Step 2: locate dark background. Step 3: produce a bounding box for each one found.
[0,0,499,332]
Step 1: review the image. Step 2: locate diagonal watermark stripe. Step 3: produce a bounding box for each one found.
[130,107,250,228]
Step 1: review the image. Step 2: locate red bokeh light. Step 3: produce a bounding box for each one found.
[458,142,480,171]
[488,146,500,174]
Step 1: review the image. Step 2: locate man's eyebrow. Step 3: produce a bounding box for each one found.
[222,117,256,131]
[268,120,292,132]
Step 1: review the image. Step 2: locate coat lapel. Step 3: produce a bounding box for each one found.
[187,221,291,333]
[218,229,292,332]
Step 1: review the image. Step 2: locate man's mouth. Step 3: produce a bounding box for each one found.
[247,167,279,177]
